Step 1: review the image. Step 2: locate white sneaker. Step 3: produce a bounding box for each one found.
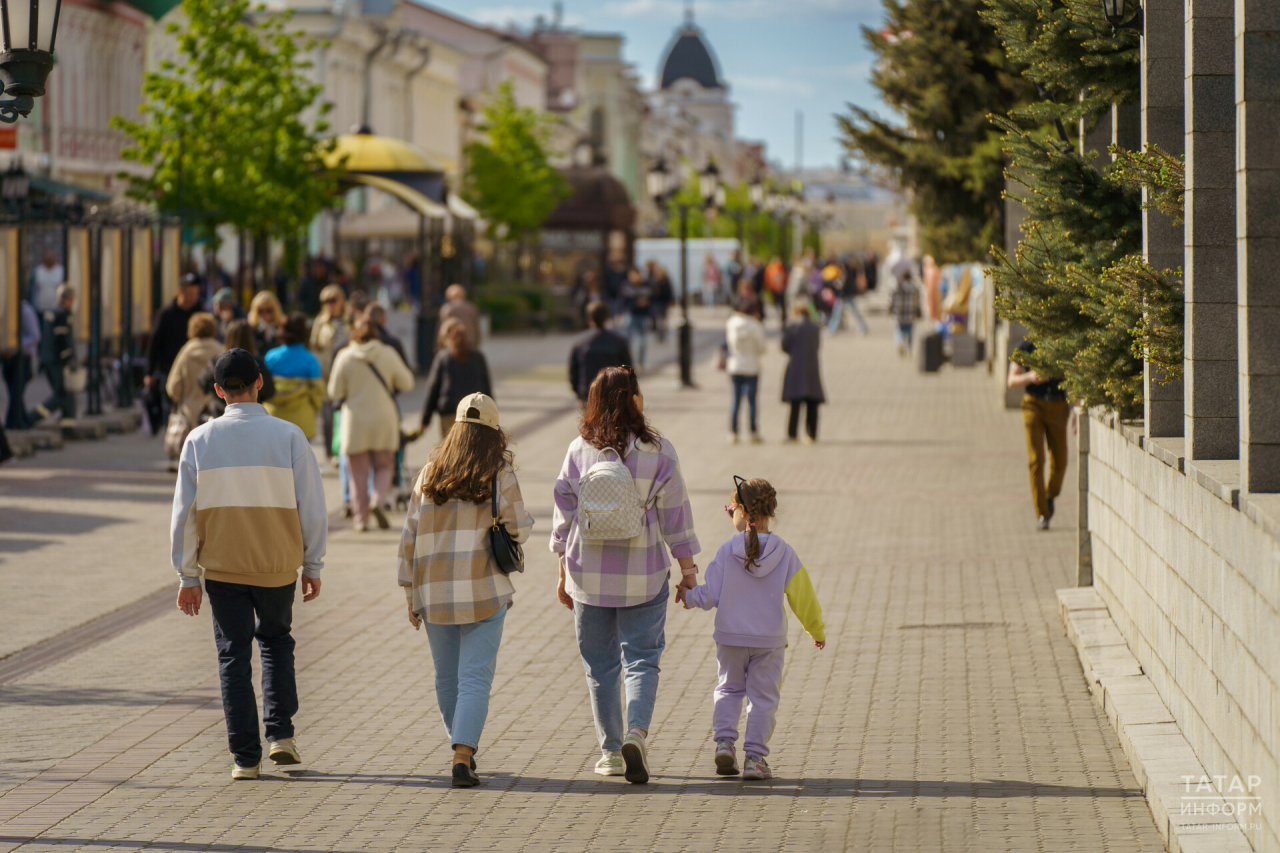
[714,740,739,776]
[231,762,260,780]
[620,730,649,784]
[742,755,772,780]
[728,432,739,445]
[268,737,301,766]
[594,751,625,776]
[354,521,368,532]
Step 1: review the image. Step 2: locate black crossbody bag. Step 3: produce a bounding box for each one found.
[489,475,523,575]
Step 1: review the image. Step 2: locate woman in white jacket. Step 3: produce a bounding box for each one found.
[328,318,415,530]
[724,297,767,444]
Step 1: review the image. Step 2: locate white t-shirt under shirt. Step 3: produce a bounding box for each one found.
[32,263,65,313]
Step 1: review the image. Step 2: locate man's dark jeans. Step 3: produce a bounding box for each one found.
[205,579,298,768]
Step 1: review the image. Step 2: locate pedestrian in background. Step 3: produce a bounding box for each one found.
[199,320,274,420]
[569,302,632,403]
[248,291,283,356]
[763,256,787,325]
[31,285,78,425]
[31,250,65,314]
[725,297,767,444]
[681,477,825,781]
[889,272,922,356]
[439,284,481,350]
[165,312,221,460]
[621,267,652,372]
[212,288,244,341]
[264,313,324,438]
[828,257,868,335]
[1007,340,1072,531]
[2,297,39,429]
[551,366,701,784]
[422,318,493,439]
[311,283,349,462]
[399,393,534,788]
[170,348,327,781]
[781,305,825,444]
[647,261,673,343]
[364,303,409,368]
[145,273,203,427]
[701,253,722,307]
[329,317,414,532]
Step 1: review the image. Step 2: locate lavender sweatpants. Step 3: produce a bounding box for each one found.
[713,644,784,759]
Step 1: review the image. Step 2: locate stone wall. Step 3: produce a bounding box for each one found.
[1088,416,1279,852]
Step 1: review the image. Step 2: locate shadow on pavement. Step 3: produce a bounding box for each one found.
[0,685,183,706]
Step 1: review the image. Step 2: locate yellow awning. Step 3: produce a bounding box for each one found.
[342,173,447,219]
[447,194,479,221]
[322,133,444,173]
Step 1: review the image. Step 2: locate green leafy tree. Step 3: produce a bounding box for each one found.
[663,176,792,262]
[837,0,1034,261]
[463,79,570,270]
[112,0,336,250]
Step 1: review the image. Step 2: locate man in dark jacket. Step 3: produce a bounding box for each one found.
[147,274,203,382]
[144,273,203,430]
[31,285,77,423]
[569,301,633,402]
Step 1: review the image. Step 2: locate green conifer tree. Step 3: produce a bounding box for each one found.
[837,0,1033,262]
[983,0,1148,410]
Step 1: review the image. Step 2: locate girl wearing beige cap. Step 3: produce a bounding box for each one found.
[398,393,534,788]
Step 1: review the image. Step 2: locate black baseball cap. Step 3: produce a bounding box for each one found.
[213,348,260,391]
[180,272,203,289]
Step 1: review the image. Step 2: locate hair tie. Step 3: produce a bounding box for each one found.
[749,522,756,527]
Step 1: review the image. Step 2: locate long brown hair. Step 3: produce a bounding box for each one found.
[224,319,257,356]
[419,421,513,505]
[733,478,777,572]
[580,366,660,455]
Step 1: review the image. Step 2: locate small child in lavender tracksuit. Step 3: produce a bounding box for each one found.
[679,476,825,780]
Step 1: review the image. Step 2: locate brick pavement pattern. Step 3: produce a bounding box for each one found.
[0,310,1166,852]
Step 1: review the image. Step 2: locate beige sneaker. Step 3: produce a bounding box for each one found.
[231,762,260,780]
[594,752,625,776]
[268,737,301,766]
[621,731,649,784]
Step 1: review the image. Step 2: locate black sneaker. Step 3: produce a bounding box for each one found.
[1046,497,1055,521]
[452,762,479,788]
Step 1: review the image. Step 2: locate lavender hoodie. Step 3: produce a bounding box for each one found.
[685,532,825,648]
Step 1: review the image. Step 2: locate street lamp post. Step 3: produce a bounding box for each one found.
[646,158,719,388]
[1099,0,1143,35]
[0,0,62,122]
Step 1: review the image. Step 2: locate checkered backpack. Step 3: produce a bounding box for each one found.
[577,446,650,540]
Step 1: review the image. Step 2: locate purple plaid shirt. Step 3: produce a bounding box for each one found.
[551,434,700,607]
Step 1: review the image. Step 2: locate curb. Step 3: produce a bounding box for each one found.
[1056,587,1255,853]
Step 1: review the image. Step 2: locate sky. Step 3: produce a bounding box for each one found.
[421,0,888,169]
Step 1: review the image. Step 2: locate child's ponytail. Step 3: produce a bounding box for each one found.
[736,478,778,572]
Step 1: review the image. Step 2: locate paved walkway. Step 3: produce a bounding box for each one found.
[0,308,1166,852]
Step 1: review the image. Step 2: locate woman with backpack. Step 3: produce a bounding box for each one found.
[328,317,414,531]
[550,366,701,784]
[399,393,534,788]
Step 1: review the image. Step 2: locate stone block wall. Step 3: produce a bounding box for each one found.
[1088,417,1279,852]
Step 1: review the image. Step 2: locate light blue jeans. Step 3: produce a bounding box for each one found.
[573,581,668,753]
[829,295,868,334]
[423,604,507,752]
[626,313,648,369]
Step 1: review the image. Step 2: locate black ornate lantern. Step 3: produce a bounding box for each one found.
[0,0,62,123]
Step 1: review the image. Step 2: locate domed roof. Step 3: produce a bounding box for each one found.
[322,127,443,173]
[659,24,723,90]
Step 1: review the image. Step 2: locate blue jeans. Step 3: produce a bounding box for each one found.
[205,579,298,768]
[896,322,914,350]
[423,604,507,752]
[627,313,648,368]
[574,581,668,752]
[829,295,868,334]
[730,374,758,435]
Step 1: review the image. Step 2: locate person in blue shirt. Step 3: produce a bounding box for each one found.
[263,313,324,439]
